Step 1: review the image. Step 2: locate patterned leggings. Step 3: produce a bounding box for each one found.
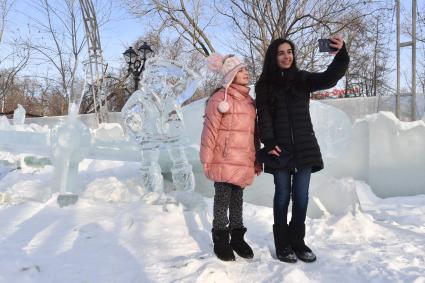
[213,182,244,230]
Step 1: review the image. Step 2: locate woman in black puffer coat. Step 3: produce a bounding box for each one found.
[255,36,349,263]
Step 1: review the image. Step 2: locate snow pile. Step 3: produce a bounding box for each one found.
[83,176,144,203]
[308,176,360,217]
[0,164,424,282]
[0,165,53,204]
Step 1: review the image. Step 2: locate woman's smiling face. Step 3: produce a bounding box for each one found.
[277,43,293,69]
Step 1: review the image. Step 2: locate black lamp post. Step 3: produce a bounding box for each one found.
[123,42,153,91]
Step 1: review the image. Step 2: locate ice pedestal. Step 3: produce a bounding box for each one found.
[57,193,79,207]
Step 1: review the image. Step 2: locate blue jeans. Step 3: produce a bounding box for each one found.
[273,168,312,226]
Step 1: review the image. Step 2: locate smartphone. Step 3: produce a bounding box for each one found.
[318,39,338,52]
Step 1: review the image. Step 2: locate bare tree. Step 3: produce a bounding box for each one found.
[123,0,394,100]
[0,0,24,113]
[0,42,31,112]
[22,0,112,115]
[215,0,390,80]
[0,0,15,44]
[0,72,67,117]
[343,9,393,98]
[123,0,216,56]
[24,0,86,112]
[1,4,31,113]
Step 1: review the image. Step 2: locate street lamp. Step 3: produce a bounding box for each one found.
[123,42,153,91]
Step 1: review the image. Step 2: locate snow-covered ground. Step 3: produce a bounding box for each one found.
[0,158,424,283]
[1,97,424,282]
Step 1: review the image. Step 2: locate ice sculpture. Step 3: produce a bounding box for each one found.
[122,58,199,192]
[0,115,11,130]
[51,80,91,207]
[13,104,26,125]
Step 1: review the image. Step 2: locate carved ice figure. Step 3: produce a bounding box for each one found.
[50,80,91,207]
[0,115,11,130]
[122,58,199,192]
[13,104,26,125]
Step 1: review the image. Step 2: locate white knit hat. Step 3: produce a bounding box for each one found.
[207,53,247,113]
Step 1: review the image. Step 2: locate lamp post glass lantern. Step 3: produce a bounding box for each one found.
[123,42,153,91]
[138,42,154,61]
[123,46,138,66]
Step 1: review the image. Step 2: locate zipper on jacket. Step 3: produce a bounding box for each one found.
[290,121,297,173]
[286,96,297,173]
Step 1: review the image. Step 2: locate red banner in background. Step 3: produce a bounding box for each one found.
[312,87,360,99]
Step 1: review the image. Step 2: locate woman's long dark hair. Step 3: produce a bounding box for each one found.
[256,38,297,88]
[255,38,298,105]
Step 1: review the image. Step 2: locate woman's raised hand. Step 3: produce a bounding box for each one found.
[329,35,344,54]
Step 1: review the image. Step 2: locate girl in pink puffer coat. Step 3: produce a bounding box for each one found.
[200,53,262,262]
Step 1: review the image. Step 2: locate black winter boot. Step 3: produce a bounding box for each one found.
[289,222,316,262]
[230,227,254,259]
[212,228,235,261]
[273,224,297,263]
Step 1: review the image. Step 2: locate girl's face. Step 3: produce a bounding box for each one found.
[277,43,293,69]
[233,66,250,86]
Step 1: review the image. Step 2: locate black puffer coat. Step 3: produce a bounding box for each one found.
[255,45,349,173]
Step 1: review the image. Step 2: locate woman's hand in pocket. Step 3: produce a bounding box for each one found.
[267,145,282,156]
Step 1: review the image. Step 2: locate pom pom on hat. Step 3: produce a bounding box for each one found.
[206,53,224,73]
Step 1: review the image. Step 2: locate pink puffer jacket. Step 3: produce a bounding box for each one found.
[200,84,260,188]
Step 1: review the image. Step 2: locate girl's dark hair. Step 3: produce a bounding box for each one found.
[256,38,297,88]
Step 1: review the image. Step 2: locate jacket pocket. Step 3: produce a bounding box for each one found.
[223,138,228,157]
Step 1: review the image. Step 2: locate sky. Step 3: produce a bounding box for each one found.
[2,0,146,71]
[0,0,423,93]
